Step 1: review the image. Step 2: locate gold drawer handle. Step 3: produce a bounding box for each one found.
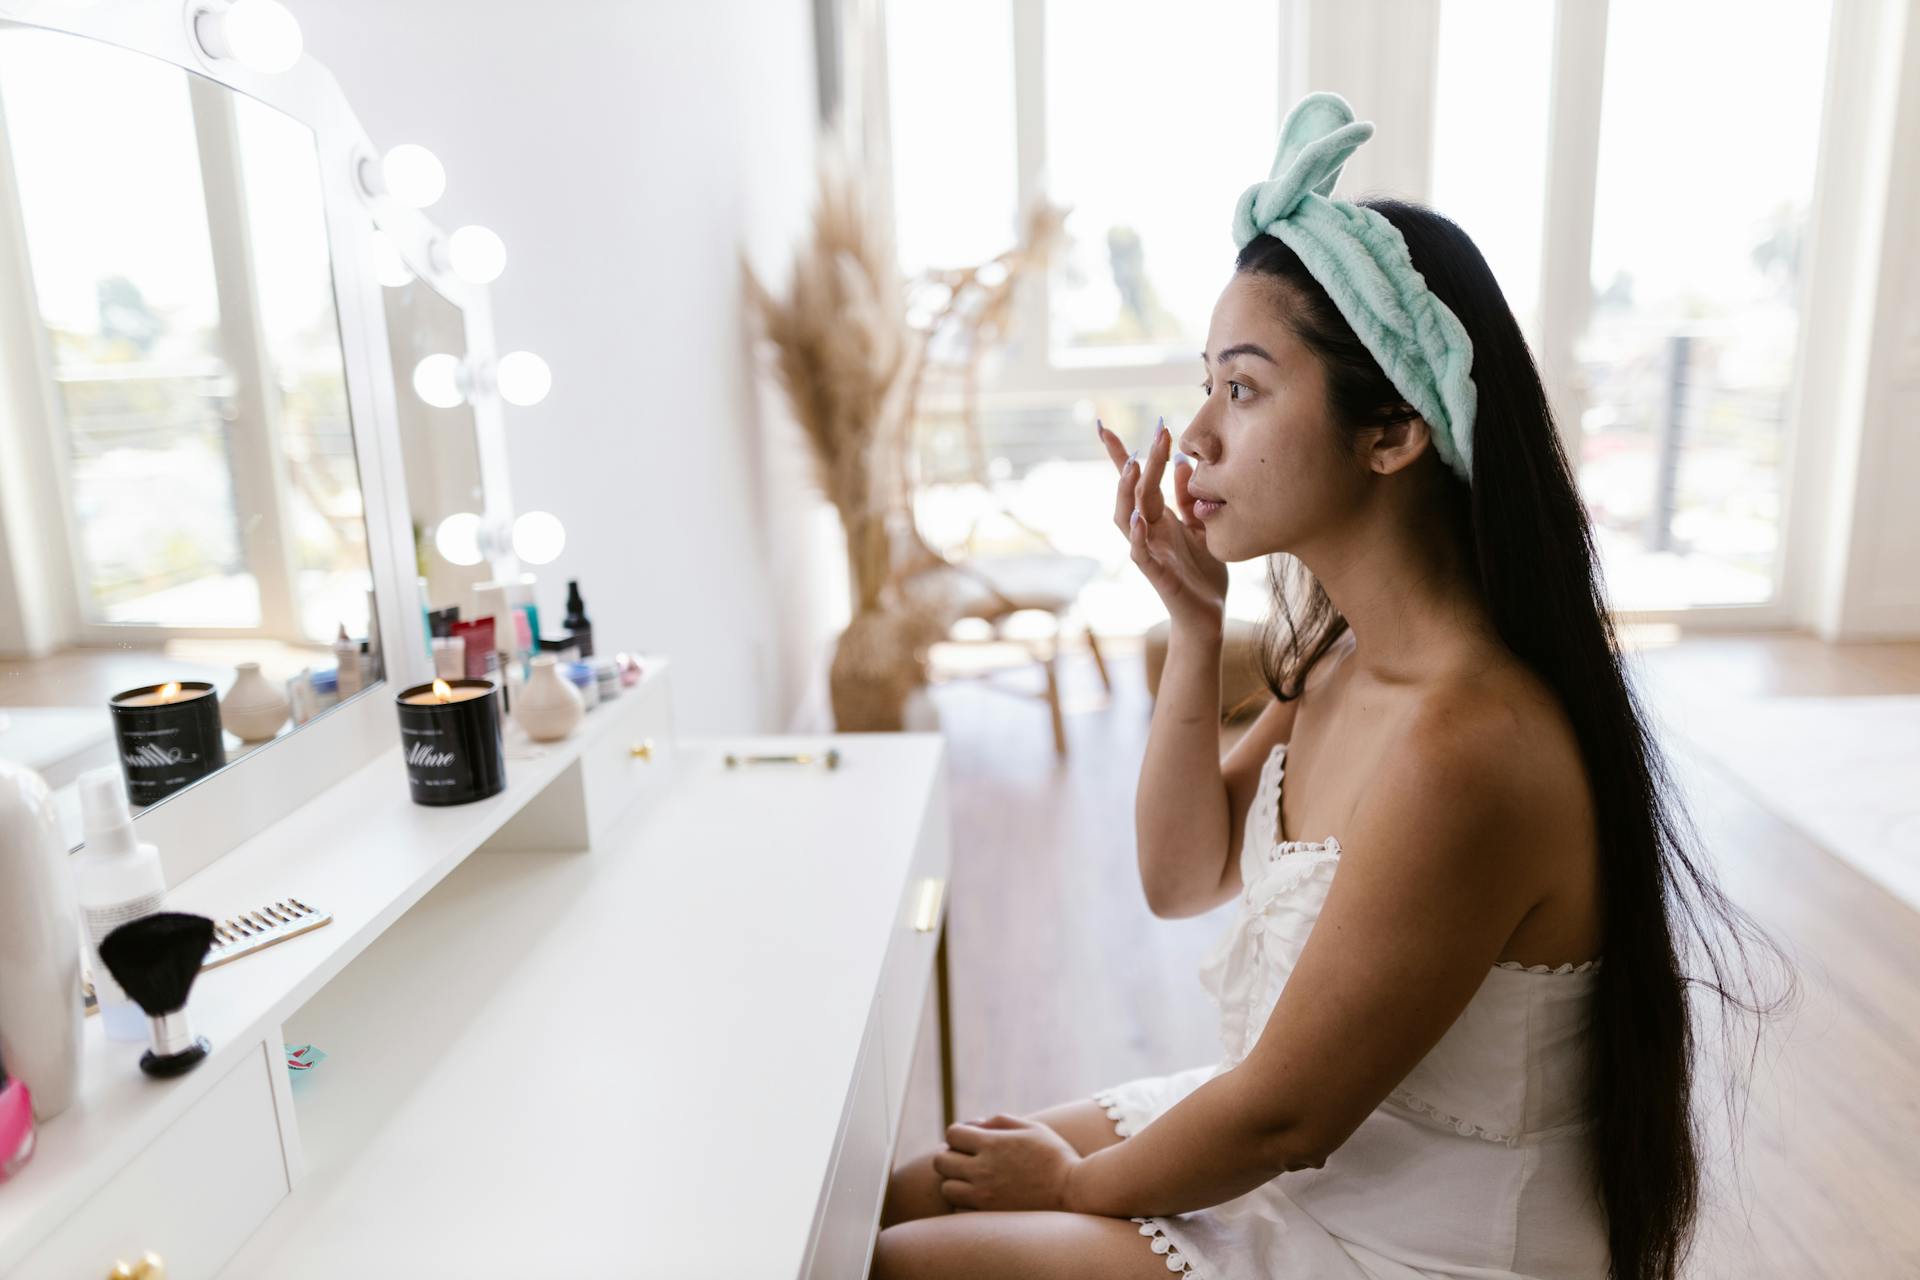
[109,1254,166,1280]
[913,877,947,933]
[630,739,655,762]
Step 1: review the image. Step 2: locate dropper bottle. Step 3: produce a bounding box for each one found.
[72,769,168,1042]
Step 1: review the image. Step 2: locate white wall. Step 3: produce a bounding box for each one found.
[301,0,836,731]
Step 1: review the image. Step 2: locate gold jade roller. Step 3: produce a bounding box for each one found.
[724,748,841,771]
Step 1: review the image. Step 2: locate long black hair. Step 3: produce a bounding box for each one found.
[1236,201,1794,1280]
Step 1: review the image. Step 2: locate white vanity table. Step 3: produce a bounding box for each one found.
[0,664,953,1277]
[0,3,952,1272]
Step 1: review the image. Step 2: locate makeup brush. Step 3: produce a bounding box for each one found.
[98,913,216,1079]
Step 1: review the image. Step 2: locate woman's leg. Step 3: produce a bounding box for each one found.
[870,1209,1184,1280]
[881,1098,1127,1228]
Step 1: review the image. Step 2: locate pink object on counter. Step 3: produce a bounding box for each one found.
[0,1075,34,1182]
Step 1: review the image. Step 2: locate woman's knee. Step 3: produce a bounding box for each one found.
[881,1147,952,1228]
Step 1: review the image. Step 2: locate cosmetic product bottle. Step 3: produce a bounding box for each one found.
[564,579,594,658]
[473,581,522,687]
[507,573,541,663]
[566,661,599,710]
[72,768,167,1043]
[0,1050,34,1182]
[286,667,318,725]
[432,635,468,681]
[0,760,83,1119]
[334,624,363,697]
[311,668,340,712]
[539,632,581,665]
[593,660,621,702]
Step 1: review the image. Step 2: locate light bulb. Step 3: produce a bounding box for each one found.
[222,0,303,73]
[412,354,466,409]
[434,512,485,567]
[448,225,506,284]
[496,351,551,406]
[512,511,566,565]
[382,144,446,209]
[373,231,414,288]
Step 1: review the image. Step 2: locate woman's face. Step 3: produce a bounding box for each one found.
[1176,272,1359,563]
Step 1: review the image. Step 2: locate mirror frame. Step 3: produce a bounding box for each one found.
[0,0,516,883]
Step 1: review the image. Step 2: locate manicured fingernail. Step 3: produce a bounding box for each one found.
[1122,458,1137,475]
[1157,416,1168,437]
[1130,508,1142,526]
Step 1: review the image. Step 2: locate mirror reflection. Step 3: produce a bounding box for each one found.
[0,21,382,843]
[385,272,488,613]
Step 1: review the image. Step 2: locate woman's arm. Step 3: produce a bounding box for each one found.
[1065,700,1554,1217]
[1138,688,1296,918]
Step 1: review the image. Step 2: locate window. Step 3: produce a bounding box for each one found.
[1577,0,1832,611]
[0,29,250,627]
[1043,0,1280,366]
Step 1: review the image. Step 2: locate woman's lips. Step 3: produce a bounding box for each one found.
[1189,487,1226,521]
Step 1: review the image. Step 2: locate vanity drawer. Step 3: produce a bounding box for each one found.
[19,1041,289,1280]
[877,776,952,1133]
[804,1013,891,1280]
[578,673,676,844]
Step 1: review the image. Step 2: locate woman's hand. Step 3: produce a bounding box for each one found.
[1099,418,1229,636]
[933,1115,1084,1213]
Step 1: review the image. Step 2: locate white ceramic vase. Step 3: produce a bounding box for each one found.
[514,655,584,742]
[0,760,83,1120]
[221,662,289,742]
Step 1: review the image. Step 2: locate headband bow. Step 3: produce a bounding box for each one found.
[1232,92,1478,484]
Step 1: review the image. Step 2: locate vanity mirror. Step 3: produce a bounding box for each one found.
[0,18,386,844]
[386,274,489,613]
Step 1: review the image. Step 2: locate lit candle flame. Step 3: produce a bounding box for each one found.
[159,681,182,702]
[431,679,454,703]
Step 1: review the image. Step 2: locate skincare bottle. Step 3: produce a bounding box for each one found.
[564,580,594,658]
[0,759,83,1119]
[311,668,340,712]
[333,624,363,697]
[0,1050,34,1182]
[72,768,167,1042]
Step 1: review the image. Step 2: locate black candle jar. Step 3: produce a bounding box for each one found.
[108,682,226,807]
[394,679,506,806]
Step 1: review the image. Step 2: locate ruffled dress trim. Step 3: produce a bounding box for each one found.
[1129,1217,1201,1275]
[1093,1088,1140,1139]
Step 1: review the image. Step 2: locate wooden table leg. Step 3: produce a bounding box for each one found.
[936,926,956,1131]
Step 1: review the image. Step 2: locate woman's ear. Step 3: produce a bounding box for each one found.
[1366,413,1432,477]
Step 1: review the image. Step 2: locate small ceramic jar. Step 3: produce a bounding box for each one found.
[513,655,584,742]
[220,663,289,742]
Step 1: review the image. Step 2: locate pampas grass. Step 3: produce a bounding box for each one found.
[744,141,915,615]
[745,134,1069,729]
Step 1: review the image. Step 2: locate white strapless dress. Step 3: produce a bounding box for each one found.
[1090,742,1610,1279]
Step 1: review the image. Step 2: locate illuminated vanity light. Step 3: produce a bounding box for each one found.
[511,511,566,566]
[190,0,304,76]
[434,512,486,567]
[496,351,551,407]
[448,225,507,284]
[412,353,467,408]
[383,143,447,209]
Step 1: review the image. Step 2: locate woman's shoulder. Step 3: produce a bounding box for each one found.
[1400,653,1591,835]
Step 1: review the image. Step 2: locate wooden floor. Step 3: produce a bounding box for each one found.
[893,630,1920,1278]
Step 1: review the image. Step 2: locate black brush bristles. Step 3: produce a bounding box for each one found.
[99,913,216,1078]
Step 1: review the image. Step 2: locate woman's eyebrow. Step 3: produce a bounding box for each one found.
[1202,343,1277,365]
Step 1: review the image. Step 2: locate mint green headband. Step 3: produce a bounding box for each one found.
[1231,91,1477,484]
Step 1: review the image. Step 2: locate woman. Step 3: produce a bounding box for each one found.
[871,94,1782,1280]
